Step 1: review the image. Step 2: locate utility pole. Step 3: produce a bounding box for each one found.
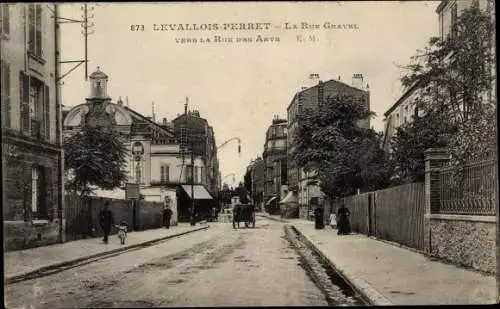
[190,139,195,226]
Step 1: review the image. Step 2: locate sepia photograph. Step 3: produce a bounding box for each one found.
[2,1,498,307]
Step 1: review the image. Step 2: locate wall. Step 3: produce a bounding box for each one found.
[4,220,61,251]
[429,215,496,274]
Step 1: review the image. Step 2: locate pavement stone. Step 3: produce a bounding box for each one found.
[290,220,496,305]
[4,223,208,281]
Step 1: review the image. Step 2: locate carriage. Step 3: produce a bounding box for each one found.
[232,203,255,229]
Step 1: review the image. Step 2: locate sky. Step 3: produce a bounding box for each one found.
[59,1,439,187]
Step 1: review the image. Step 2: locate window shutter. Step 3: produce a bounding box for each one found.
[44,84,50,140]
[165,166,169,182]
[160,166,164,183]
[20,72,30,133]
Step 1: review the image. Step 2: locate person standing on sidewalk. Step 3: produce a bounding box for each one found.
[163,206,173,229]
[99,201,115,244]
[337,204,351,235]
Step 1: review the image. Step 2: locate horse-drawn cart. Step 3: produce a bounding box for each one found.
[232,203,255,229]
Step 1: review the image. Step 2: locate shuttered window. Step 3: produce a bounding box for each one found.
[160,165,170,183]
[44,85,50,140]
[28,4,43,58]
[1,4,9,36]
[20,72,30,134]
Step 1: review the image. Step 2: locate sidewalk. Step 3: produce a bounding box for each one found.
[4,223,208,282]
[290,220,496,305]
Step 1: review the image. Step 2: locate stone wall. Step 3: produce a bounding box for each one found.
[429,215,496,274]
[4,220,61,251]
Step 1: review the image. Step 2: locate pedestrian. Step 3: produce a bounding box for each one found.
[314,206,324,229]
[99,201,115,244]
[329,212,337,230]
[337,204,351,235]
[163,206,173,229]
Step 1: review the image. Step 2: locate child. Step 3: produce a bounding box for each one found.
[115,221,128,245]
[329,213,337,230]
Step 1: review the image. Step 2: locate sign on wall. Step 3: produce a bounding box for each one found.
[126,183,140,200]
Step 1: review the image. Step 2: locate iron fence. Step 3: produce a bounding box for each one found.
[439,159,497,215]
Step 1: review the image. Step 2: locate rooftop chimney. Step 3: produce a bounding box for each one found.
[352,73,364,90]
[117,96,123,106]
[163,117,168,125]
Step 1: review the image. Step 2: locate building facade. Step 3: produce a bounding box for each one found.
[245,156,265,211]
[262,116,287,212]
[287,75,371,219]
[2,4,65,250]
[172,109,220,199]
[62,68,214,223]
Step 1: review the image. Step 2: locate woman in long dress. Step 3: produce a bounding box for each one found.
[329,212,337,230]
[337,204,351,235]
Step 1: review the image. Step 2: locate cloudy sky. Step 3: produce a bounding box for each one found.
[59,1,439,187]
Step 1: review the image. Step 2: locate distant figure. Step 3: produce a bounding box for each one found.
[337,204,351,235]
[163,206,173,229]
[115,220,128,245]
[314,206,324,229]
[99,201,115,244]
[329,212,337,230]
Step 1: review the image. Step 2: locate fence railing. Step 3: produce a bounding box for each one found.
[439,159,497,215]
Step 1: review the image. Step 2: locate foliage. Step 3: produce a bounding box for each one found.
[390,111,457,182]
[294,94,393,199]
[398,3,495,165]
[64,125,129,196]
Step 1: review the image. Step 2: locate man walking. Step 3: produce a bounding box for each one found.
[99,201,115,244]
[163,206,173,229]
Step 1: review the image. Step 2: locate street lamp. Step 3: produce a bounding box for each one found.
[218,137,241,156]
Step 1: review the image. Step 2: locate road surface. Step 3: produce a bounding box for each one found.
[5,218,352,308]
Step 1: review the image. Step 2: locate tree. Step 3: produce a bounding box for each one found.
[64,125,129,197]
[390,111,457,183]
[294,94,393,199]
[399,3,495,165]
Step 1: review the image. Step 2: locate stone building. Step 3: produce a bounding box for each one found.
[2,4,65,250]
[286,75,370,219]
[245,156,265,211]
[262,116,287,214]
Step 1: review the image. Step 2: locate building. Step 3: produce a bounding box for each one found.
[286,75,370,219]
[171,108,220,200]
[245,156,265,211]
[383,0,496,154]
[262,115,287,214]
[62,68,215,223]
[2,4,65,250]
[382,80,425,153]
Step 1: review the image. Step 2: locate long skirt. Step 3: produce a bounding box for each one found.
[337,216,351,235]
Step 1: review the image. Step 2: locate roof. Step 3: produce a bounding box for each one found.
[286,78,368,111]
[89,67,108,79]
[123,105,177,138]
[383,79,425,117]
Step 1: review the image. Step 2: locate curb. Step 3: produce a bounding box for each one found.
[5,226,209,284]
[290,225,394,306]
[256,214,289,223]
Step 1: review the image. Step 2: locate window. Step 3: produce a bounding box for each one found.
[1,4,9,36]
[31,166,47,218]
[186,165,193,183]
[194,166,199,184]
[19,73,49,139]
[28,4,43,58]
[1,60,10,128]
[160,164,170,183]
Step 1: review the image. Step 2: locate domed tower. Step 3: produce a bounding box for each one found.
[87,66,110,101]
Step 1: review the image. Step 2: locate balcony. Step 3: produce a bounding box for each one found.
[31,120,42,139]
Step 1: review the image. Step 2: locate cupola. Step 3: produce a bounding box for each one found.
[88,66,109,99]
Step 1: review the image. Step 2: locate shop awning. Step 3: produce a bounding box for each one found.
[181,185,214,200]
[279,191,297,204]
[265,196,277,206]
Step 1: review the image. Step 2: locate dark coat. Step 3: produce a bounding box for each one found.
[99,209,115,231]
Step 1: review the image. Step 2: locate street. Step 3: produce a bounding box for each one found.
[4,218,361,308]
